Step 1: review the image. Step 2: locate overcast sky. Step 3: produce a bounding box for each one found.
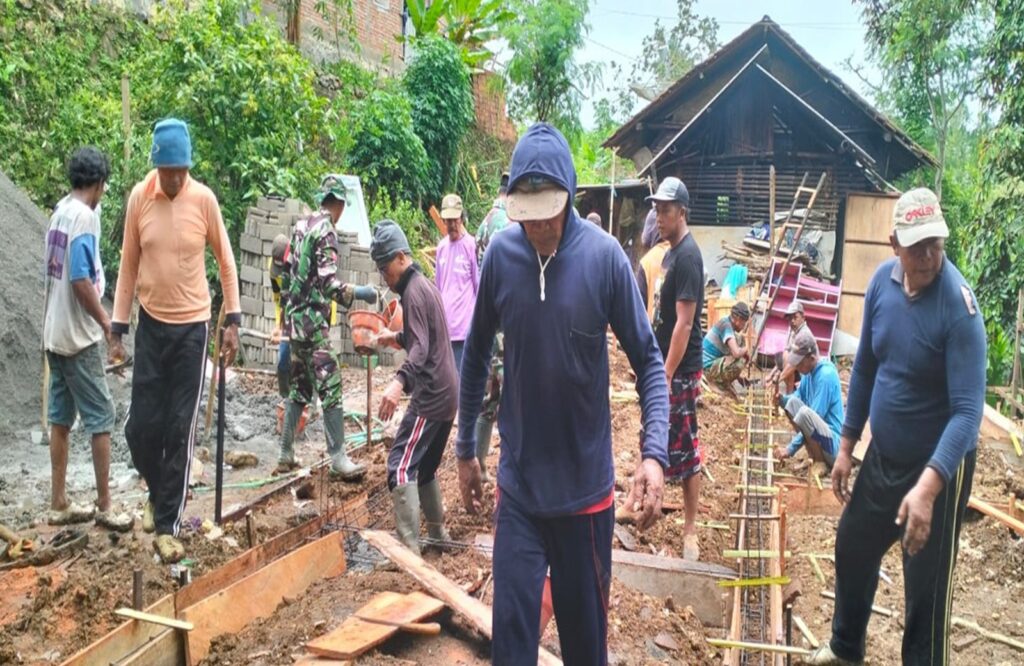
[578,0,880,127]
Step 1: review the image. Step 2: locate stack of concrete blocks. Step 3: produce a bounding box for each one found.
[237,195,400,369]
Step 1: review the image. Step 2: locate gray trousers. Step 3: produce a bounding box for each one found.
[783,395,836,465]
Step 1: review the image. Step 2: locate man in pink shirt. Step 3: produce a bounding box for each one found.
[435,193,478,370]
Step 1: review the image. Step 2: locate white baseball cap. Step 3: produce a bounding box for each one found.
[893,188,948,246]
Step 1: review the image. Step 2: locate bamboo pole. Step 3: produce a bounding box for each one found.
[707,639,809,656]
[724,549,792,559]
[793,615,819,649]
[204,305,227,441]
[951,617,1024,652]
[820,590,892,617]
[607,149,617,235]
[807,554,826,584]
[718,576,791,588]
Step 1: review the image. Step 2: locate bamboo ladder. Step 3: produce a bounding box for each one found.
[748,171,829,361]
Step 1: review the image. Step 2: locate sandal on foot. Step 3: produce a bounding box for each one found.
[47,502,95,526]
[96,509,135,532]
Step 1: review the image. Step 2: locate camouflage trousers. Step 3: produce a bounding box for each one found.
[288,339,343,410]
[705,355,745,386]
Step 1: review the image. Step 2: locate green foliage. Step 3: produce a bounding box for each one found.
[452,128,513,231]
[345,87,431,204]
[132,0,334,253]
[404,0,515,69]
[366,189,434,272]
[403,36,475,201]
[630,0,719,101]
[505,0,597,144]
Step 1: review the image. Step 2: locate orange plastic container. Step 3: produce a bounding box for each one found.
[382,300,403,349]
[348,310,389,355]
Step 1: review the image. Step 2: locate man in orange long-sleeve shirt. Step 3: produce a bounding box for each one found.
[109,118,241,563]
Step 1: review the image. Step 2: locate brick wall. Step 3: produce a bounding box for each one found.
[261,0,407,70]
[472,71,518,144]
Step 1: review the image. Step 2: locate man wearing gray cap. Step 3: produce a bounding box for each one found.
[770,300,811,398]
[648,176,705,561]
[807,188,986,665]
[773,328,843,477]
[371,220,459,556]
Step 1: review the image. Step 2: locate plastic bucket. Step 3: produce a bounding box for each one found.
[348,310,389,355]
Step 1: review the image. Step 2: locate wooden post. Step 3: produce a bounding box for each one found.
[608,149,617,235]
[132,569,144,611]
[768,165,776,248]
[245,512,256,549]
[366,354,374,440]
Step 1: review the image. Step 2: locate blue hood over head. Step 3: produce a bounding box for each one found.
[507,122,578,212]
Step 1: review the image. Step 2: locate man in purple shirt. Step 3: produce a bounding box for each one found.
[435,193,479,370]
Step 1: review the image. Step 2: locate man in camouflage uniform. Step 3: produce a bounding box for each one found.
[276,175,378,479]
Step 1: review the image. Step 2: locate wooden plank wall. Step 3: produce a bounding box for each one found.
[838,193,898,336]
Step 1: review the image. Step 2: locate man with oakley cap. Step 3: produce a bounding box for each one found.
[275,175,378,480]
[455,123,669,665]
[806,187,986,665]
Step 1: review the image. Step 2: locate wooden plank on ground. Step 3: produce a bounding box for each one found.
[60,594,176,666]
[473,533,735,628]
[306,591,443,660]
[115,608,194,631]
[980,403,1023,441]
[778,483,842,517]
[967,496,1024,536]
[181,531,347,663]
[117,627,189,666]
[362,529,563,666]
[177,493,365,609]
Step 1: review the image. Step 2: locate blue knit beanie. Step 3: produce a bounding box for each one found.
[150,118,193,168]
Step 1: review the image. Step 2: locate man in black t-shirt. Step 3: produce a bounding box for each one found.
[648,176,705,561]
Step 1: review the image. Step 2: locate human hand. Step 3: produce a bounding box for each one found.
[625,458,665,531]
[831,447,854,505]
[221,324,239,366]
[457,457,484,514]
[108,334,126,366]
[774,446,789,462]
[896,469,943,556]
[373,330,399,349]
[270,327,282,344]
[377,378,403,422]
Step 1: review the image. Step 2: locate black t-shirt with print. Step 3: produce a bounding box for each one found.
[653,232,704,374]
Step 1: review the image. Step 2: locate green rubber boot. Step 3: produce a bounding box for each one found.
[391,484,421,555]
[275,400,304,474]
[324,406,366,481]
[418,478,450,546]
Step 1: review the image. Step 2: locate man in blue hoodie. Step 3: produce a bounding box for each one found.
[455,124,670,666]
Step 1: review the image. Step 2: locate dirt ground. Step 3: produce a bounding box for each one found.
[4,338,1024,665]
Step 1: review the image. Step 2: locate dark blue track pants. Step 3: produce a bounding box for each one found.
[492,491,613,666]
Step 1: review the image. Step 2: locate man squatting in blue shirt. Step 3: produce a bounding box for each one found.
[805,188,986,666]
[454,123,670,666]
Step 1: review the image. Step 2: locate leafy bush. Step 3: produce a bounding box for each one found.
[345,87,432,204]
[131,0,334,247]
[366,189,435,275]
[452,128,513,231]
[403,35,475,200]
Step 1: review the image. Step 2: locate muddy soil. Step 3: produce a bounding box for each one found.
[777,401,1024,664]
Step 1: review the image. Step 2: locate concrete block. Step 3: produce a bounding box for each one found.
[248,207,270,220]
[263,302,276,319]
[262,240,274,256]
[240,234,262,254]
[240,265,262,285]
[284,198,304,214]
[257,196,286,211]
[259,222,286,241]
[241,296,263,316]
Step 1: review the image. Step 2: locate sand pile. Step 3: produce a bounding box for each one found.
[0,170,47,436]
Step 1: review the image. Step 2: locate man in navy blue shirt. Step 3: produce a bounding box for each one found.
[455,123,669,666]
[807,188,986,666]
